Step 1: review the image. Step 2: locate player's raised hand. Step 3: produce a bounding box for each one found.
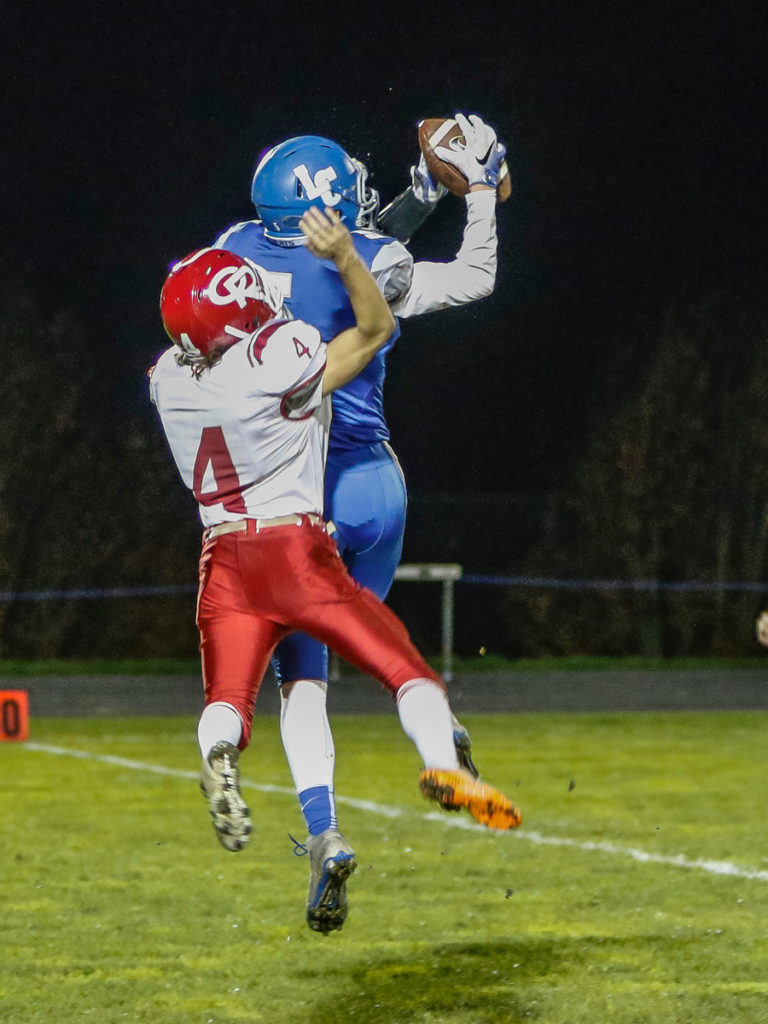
[299,207,355,265]
[410,152,448,204]
[433,113,506,190]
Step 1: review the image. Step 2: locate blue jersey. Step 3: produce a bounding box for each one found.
[213,220,403,454]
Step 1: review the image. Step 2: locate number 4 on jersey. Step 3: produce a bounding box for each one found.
[293,336,311,359]
[193,426,247,513]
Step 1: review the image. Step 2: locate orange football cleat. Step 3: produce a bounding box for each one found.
[418,768,522,830]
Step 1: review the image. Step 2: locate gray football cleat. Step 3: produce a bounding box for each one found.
[305,828,357,934]
[451,714,480,778]
[200,741,252,852]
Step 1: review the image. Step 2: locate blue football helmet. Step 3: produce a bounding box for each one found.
[251,136,380,240]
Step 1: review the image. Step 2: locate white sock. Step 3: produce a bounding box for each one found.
[396,680,460,769]
[280,679,335,792]
[197,702,243,760]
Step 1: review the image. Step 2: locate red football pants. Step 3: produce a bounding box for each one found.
[196,518,442,747]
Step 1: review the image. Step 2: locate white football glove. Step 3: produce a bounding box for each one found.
[433,113,507,189]
[410,152,448,204]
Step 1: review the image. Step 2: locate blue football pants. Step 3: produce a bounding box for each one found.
[272,442,407,685]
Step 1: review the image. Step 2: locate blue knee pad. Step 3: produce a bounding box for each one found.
[272,635,328,687]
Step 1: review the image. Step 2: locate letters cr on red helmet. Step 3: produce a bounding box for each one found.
[160,248,277,357]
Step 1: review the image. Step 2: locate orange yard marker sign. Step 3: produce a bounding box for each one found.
[0,690,29,741]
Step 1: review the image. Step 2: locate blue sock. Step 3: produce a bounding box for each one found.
[299,785,337,835]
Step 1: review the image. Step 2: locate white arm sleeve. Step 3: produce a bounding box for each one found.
[366,236,415,302]
[387,191,498,319]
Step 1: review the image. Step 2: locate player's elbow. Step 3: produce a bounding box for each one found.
[446,250,498,304]
[362,308,396,349]
[382,307,396,339]
[477,260,497,297]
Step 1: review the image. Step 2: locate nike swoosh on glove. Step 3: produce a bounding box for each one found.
[434,113,507,189]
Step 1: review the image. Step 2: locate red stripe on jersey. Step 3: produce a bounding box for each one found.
[247,319,289,366]
[280,366,325,420]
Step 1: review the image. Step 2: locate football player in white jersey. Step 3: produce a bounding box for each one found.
[150,207,521,934]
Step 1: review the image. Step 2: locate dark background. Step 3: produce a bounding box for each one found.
[1,0,766,658]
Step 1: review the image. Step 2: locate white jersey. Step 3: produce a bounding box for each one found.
[149,319,330,527]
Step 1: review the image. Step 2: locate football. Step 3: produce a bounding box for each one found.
[418,117,512,202]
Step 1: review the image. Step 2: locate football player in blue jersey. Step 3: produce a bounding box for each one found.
[212,114,507,932]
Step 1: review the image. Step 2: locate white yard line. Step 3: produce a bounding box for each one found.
[24,741,768,883]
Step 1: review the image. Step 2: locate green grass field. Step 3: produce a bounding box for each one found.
[2,711,767,1023]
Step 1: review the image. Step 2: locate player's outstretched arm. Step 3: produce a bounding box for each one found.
[386,113,503,320]
[376,113,502,243]
[299,207,395,394]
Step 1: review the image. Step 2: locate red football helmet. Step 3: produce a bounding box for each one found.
[160,248,279,358]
